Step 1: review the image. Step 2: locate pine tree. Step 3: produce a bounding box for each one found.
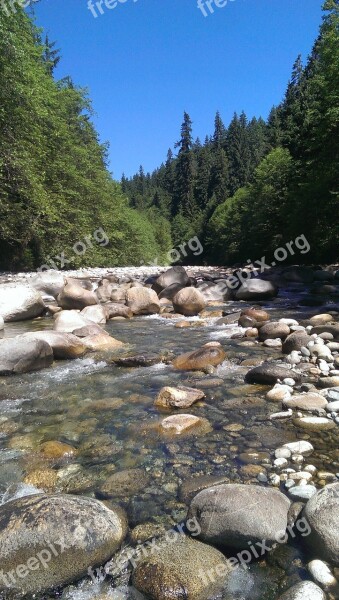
[173,112,196,219]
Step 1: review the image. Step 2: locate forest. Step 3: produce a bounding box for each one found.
[0,1,338,270]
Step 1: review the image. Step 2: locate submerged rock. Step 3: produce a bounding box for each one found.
[277,581,326,599]
[172,343,226,371]
[132,534,233,600]
[155,386,205,409]
[187,484,290,549]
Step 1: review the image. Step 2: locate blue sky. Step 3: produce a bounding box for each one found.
[31,0,324,179]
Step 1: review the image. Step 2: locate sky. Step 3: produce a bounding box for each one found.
[31,0,324,179]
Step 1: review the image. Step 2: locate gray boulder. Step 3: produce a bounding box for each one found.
[173,288,207,316]
[154,266,189,293]
[245,362,301,385]
[0,337,53,375]
[235,279,278,301]
[304,482,339,566]
[30,271,65,299]
[0,284,45,322]
[259,322,290,341]
[277,581,326,600]
[282,331,312,354]
[187,484,290,549]
[0,494,127,596]
[57,279,98,310]
[22,331,87,360]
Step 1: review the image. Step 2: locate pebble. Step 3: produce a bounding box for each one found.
[304,465,317,475]
[274,458,289,468]
[283,378,296,386]
[264,338,282,347]
[269,474,280,487]
[275,448,292,460]
[291,454,304,465]
[326,400,339,412]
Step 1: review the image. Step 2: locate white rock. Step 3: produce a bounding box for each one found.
[304,465,317,475]
[274,458,289,468]
[0,315,4,331]
[283,378,296,386]
[288,485,318,501]
[283,441,314,456]
[326,401,339,412]
[289,472,313,482]
[308,559,338,590]
[275,448,292,460]
[266,384,292,402]
[279,318,299,326]
[277,580,326,600]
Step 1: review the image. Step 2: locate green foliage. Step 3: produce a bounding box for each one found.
[0,8,172,270]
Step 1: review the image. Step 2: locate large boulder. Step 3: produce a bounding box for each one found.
[154,266,189,293]
[235,279,278,301]
[0,337,53,375]
[196,281,233,302]
[245,362,301,385]
[22,331,87,360]
[304,482,339,566]
[187,484,290,550]
[53,310,92,333]
[277,581,326,600]
[172,288,207,316]
[57,279,98,310]
[282,266,315,284]
[126,287,160,315]
[81,305,107,324]
[82,333,124,352]
[0,494,127,596]
[172,343,226,371]
[132,534,233,600]
[159,283,188,301]
[104,302,133,319]
[30,271,65,299]
[0,284,45,322]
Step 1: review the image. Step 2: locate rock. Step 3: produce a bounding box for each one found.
[99,468,150,498]
[283,441,314,456]
[282,266,315,284]
[277,581,326,600]
[259,322,290,341]
[308,559,339,591]
[126,287,160,315]
[113,353,162,367]
[310,344,333,362]
[39,441,77,459]
[0,337,53,375]
[309,314,335,326]
[0,494,127,596]
[283,331,311,354]
[0,284,45,322]
[311,324,339,340]
[158,283,187,301]
[187,484,290,549]
[317,376,339,388]
[172,343,226,371]
[0,315,4,331]
[104,303,133,319]
[96,279,116,303]
[172,288,207,316]
[235,279,278,300]
[23,468,58,492]
[293,417,335,431]
[304,482,339,566]
[155,386,205,409]
[154,266,189,291]
[30,271,65,299]
[288,485,318,502]
[22,331,87,360]
[264,338,283,348]
[179,475,230,504]
[245,362,300,385]
[57,279,98,310]
[53,310,92,333]
[160,414,207,435]
[132,534,233,600]
[267,384,292,402]
[81,305,107,324]
[327,400,339,412]
[73,323,107,337]
[241,308,269,322]
[283,393,328,411]
[197,281,232,302]
[82,333,124,352]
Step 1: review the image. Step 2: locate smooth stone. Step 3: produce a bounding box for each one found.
[308,559,338,590]
[283,441,314,456]
[0,336,53,375]
[99,468,150,499]
[275,448,292,460]
[0,494,127,595]
[277,581,326,600]
[126,287,160,315]
[264,338,283,348]
[179,475,231,504]
[39,441,77,459]
[0,284,45,322]
[187,484,290,549]
[293,417,336,431]
[304,482,339,566]
[267,384,293,402]
[283,393,328,411]
[172,288,207,316]
[155,386,205,409]
[282,331,312,354]
[326,401,339,412]
[317,376,339,388]
[288,485,318,501]
[160,414,207,435]
[57,279,98,310]
[172,344,226,371]
[22,331,87,360]
[245,363,300,385]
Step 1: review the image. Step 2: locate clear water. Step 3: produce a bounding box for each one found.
[0,294,338,599]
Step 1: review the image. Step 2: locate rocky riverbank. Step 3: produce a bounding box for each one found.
[0,264,338,600]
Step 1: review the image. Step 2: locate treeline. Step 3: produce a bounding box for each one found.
[122,0,338,265]
[0,9,172,270]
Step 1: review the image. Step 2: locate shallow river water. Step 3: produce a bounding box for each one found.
[0,281,338,600]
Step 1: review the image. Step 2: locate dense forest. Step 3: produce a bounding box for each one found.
[123,0,339,265]
[0,7,172,270]
[0,2,338,271]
